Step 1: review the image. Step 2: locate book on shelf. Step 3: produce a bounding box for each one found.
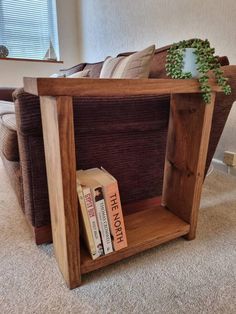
[77,170,113,255]
[82,186,104,256]
[76,179,103,260]
[83,168,128,251]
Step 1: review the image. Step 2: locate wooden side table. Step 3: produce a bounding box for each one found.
[24,77,220,289]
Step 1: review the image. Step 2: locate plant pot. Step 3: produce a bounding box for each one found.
[182,48,200,78]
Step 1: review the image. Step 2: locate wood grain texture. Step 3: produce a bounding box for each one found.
[162,93,216,240]
[123,196,162,215]
[28,197,162,245]
[80,205,190,274]
[23,77,222,97]
[40,96,81,289]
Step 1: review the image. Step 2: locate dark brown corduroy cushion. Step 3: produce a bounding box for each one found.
[0,88,16,102]
[13,89,49,227]
[205,65,236,172]
[73,94,170,207]
[14,88,170,226]
[84,61,104,78]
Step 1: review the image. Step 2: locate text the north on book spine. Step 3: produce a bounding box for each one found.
[106,184,127,250]
[110,192,125,244]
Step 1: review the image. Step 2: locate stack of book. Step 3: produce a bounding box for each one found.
[76,168,128,260]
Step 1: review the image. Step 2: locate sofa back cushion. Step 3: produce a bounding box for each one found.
[100,45,155,79]
[59,63,86,77]
[83,62,104,78]
[14,88,170,215]
[67,69,90,78]
[117,44,171,78]
[118,44,230,79]
[59,41,229,79]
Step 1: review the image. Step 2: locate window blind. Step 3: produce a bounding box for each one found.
[0,0,60,60]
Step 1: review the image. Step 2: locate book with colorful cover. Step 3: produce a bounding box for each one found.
[82,186,104,257]
[76,178,101,259]
[82,168,128,251]
[77,170,113,255]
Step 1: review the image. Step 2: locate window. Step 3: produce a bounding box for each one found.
[0,0,60,60]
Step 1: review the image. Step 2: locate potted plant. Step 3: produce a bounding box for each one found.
[165,39,231,103]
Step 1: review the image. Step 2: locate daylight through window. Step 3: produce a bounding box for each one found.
[0,0,60,60]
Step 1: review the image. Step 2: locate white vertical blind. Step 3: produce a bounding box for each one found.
[0,0,60,60]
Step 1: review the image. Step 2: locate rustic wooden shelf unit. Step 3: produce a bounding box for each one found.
[24,77,220,289]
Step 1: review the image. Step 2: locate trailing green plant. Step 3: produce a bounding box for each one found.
[166,39,231,103]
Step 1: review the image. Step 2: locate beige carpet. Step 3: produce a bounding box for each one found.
[0,160,235,314]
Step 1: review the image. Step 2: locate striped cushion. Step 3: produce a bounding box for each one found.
[100,45,155,79]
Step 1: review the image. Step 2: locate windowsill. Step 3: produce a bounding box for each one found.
[0,57,63,64]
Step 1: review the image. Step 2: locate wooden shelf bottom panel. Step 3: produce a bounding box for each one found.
[81,205,190,274]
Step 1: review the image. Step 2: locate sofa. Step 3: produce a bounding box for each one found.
[0,43,236,244]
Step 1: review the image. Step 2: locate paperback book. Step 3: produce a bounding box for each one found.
[83,168,128,251]
[77,171,113,255]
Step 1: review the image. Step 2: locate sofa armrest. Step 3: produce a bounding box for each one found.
[205,65,236,171]
[59,62,86,76]
[0,87,16,102]
[59,61,104,78]
[220,65,236,80]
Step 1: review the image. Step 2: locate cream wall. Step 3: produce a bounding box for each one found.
[78,0,236,64]
[78,0,236,162]
[0,0,81,87]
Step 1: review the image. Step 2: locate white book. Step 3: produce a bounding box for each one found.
[82,186,104,257]
[92,186,113,255]
[76,180,98,259]
[77,170,113,255]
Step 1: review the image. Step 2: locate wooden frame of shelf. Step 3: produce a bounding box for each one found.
[24,77,220,289]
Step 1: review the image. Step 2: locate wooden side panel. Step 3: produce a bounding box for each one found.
[40,96,81,288]
[123,196,162,216]
[162,93,215,240]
